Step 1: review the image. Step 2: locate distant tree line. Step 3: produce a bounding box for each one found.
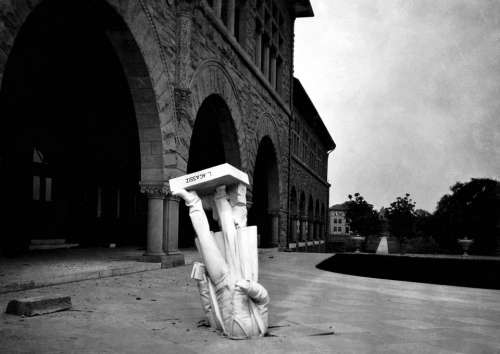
[343,178,499,255]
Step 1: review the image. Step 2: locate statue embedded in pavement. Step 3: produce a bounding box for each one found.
[170,164,269,339]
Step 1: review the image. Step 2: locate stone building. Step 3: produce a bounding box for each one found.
[288,78,335,251]
[329,203,351,237]
[0,0,333,261]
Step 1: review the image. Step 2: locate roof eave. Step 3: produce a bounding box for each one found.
[294,0,314,18]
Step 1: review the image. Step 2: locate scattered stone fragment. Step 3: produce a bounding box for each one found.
[5,295,72,317]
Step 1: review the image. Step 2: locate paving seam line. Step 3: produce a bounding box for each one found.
[0,263,163,295]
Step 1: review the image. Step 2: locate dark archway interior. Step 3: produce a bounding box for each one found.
[0,0,145,253]
[290,188,297,242]
[299,192,306,241]
[179,94,241,248]
[307,196,314,240]
[249,136,279,247]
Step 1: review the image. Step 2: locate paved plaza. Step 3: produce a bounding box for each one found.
[1,250,499,353]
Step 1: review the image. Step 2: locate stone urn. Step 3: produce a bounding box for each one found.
[457,237,473,256]
[352,235,365,253]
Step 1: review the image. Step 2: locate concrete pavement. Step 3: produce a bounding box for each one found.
[1,250,499,353]
[0,248,163,294]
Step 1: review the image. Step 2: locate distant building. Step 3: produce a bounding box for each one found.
[288,78,335,250]
[329,203,351,236]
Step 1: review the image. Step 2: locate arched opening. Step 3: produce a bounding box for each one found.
[179,94,241,248]
[299,191,306,242]
[290,187,298,243]
[308,195,314,241]
[321,203,326,240]
[249,136,280,248]
[0,0,152,253]
[315,199,320,240]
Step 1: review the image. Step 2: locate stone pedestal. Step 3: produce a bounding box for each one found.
[376,236,389,255]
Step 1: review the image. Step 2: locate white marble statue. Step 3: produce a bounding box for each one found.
[172,171,269,339]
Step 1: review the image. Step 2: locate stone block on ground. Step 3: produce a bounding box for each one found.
[5,295,72,316]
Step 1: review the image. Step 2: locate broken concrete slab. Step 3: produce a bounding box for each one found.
[5,295,72,316]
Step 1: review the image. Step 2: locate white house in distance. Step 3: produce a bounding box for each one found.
[329,203,351,236]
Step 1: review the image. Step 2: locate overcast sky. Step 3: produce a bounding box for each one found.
[294,0,500,212]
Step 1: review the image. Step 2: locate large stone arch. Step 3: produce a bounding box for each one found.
[0,0,175,183]
[254,113,281,159]
[0,0,181,259]
[253,112,282,191]
[188,59,245,171]
[248,136,281,247]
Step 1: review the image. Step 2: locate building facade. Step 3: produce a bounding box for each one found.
[0,0,333,260]
[329,203,351,236]
[288,79,335,250]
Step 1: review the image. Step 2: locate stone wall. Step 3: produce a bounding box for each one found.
[0,0,326,252]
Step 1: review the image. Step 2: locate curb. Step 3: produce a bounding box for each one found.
[0,262,163,295]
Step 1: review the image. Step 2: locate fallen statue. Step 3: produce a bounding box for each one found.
[170,164,269,339]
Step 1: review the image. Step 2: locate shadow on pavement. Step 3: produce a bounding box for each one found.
[316,253,500,290]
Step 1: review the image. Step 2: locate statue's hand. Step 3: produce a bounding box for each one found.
[172,188,199,206]
[236,280,269,305]
[235,279,250,292]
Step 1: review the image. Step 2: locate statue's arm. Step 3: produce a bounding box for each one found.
[235,280,270,306]
[173,188,228,283]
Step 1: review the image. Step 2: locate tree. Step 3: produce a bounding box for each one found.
[414,209,434,238]
[433,178,499,254]
[345,193,381,237]
[385,193,417,247]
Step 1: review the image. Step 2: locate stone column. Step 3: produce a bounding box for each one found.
[214,0,222,17]
[227,0,236,35]
[163,195,180,254]
[140,183,167,261]
[269,210,280,247]
[162,194,185,267]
